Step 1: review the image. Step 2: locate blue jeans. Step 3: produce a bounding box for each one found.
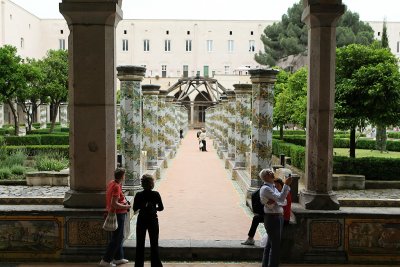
[103,213,126,262]
[262,214,283,267]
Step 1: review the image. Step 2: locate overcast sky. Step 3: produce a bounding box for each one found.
[9,0,400,22]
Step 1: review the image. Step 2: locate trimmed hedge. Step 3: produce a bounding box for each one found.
[5,145,69,157]
[388,132,400,139]
[4,135,69,146]
[273,139,400,180]
[333,156,400,181]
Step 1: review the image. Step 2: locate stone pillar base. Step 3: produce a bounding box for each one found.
[299,190,340,210]
[63,190,105,208]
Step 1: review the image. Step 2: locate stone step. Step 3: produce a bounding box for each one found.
[123,239,263,261]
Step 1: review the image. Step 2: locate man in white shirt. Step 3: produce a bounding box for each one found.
[259,168,292,267]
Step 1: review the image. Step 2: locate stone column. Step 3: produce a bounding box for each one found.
[233,84,252,168]
[158,89,168,159]
[172,103,180,145]
[59,103,68,128]
[299,0,344,210]
[226,90,236,160]
[60,0,122,208]
[190,102,195,128]
[0,103,3,128]
[142,84,160,169]
[249,69,278,187]
[39,105,47,129]
[116,103,121,130]
[117,65,145,187]
[46,105,51,123]
[165,95,175,150]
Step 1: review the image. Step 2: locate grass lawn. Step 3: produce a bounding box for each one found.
[334,148,400,158]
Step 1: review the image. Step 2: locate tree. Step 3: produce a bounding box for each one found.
[272,69,290,139]
[375,19,389,152]
[0,45,26,135]
[335,44,400,158]
[274,67,308,130]
[255,1,375,66]
[16,58,44,131]
[41,50,68,133]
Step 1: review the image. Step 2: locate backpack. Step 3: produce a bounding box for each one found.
[251,186,265,215]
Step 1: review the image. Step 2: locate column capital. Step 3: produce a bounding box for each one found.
[142,84,160,95]
[220,94,228,103]
[59,0,122,26]
[117,65,146,81]
[302,1,345,27]
[159,89,168,98]
[249,69,279,84]
[233,84,252,94]
[225,89,236,100]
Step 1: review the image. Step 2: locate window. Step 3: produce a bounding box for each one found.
[228,40,234,53]
[144,39,150,51]
[187,31,190,35]
[207,40,213,52]
[212,71,215,77]
[60,30,63,34]
[59,39,65,50]
[124,30,127,34]
[203,66,209,77]
[165,39,171,52]
[183,65,189,78]
[224,66,230,75]
[397,41,400,53]
[186,40,192,52]
[251,31,254,35]
[28,24,31,29]
[229,31,233,35]
[10,14,12,20]
[166,30,169,35]
[249,40,255,52]
[20,38,24,49]
[122,39,128,51]
[162,65,167,78]
[378,32,381,36]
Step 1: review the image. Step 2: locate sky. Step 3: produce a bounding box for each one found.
[9,0,400,22]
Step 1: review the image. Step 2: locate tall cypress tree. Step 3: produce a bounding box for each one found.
[376,19,389,152]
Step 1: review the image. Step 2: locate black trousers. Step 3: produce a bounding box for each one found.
[135,216,163,267]
[201,140,207,151]
[247,214,264,238]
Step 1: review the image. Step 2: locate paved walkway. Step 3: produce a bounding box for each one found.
[154,130,258,240]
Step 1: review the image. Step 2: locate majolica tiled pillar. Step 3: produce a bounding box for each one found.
[0,103,3,128]
[213,102,222,148]
[142,85,160,169]
[226,90,236,160]
[39,105,47,129]
[60,0,122,208]
[300,0,344,210]
[116,103,121,130]
[220,95,229,152]
[59,103,68,128]
[233,84,252,168]
[117,65,145,186]
[158,89,168,159]
[173,103,181,144]
[165,95,175,151]
[249,69,278,186]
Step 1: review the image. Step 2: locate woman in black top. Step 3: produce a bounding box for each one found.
[133,174,164,267]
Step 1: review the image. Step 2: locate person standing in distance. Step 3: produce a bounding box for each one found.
[259,168,292,267]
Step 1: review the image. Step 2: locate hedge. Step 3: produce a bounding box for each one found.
[388,132,400,139]
[333,156,400,181]
[5,145,69,157]
[3,135,69,146]
[273,139,400,180]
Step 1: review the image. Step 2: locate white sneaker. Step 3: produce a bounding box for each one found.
[99,259,116,267]
[114,259,129,265]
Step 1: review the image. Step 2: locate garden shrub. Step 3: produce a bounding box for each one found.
[0,167,12,179]
[10,165,25,175]
[5,145,69,157]
[4,135,41,146]
[35,156,68,172]
[41,135,69,145]
[0,150,26,167]
[333,156,400,181]
[388,132,400,139]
